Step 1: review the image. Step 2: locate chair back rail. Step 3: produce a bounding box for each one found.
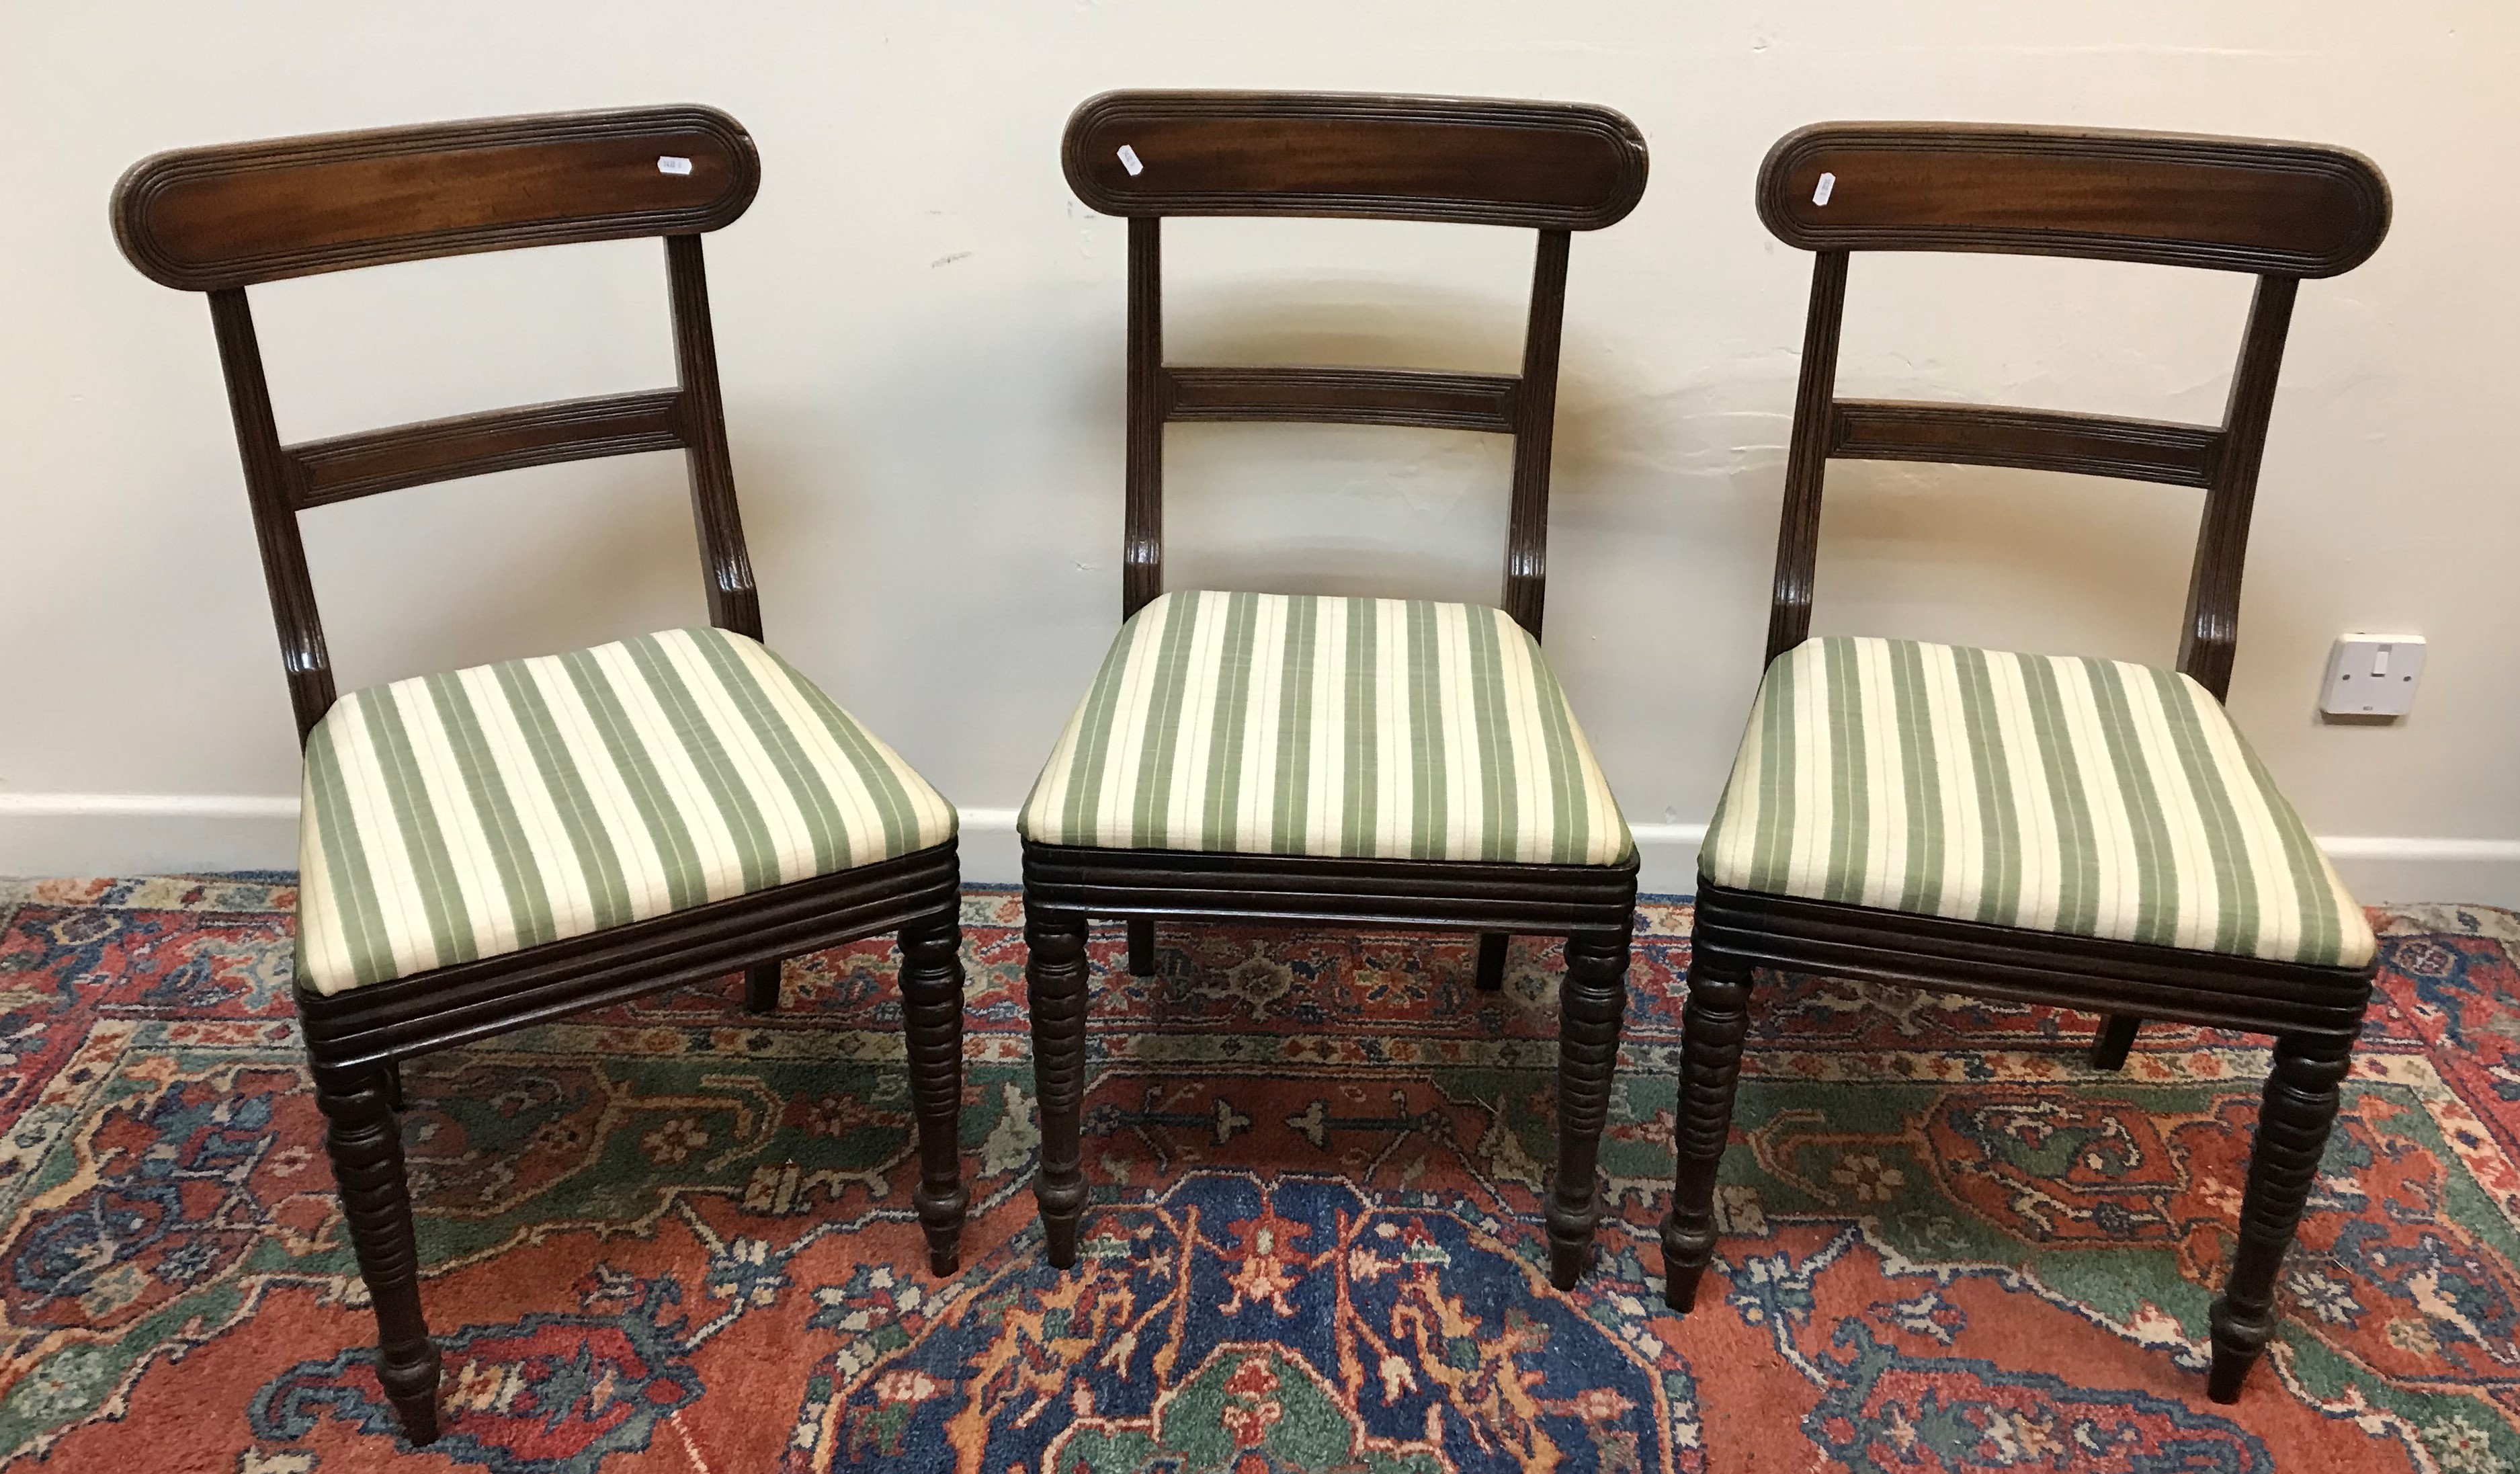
[1755,122,2388,697]
[1064,90,1646,229]
[112,107,765,742]
[1062,91,1648,636]
[113,106,757,289]
[1757,123,2386,276]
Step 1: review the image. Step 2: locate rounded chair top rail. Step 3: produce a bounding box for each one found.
[1062,89,1648,231]
[113,104,761,291]
[1757,121,2388,277]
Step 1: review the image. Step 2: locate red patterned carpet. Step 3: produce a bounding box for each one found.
[3,876,2518,1472]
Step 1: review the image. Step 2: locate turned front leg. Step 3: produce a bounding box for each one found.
[898,911,968,1275]
[2208,1032,2351,1401]
[1660,942,1753,1313]
[318,1069,442,1445]
[1026,906,1091,1267]
[1548,931,1630,1290]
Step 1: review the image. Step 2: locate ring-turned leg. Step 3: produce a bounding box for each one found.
[898,911,968,1275]
[2208,1032,2351,1401]
[2090,1014,2141,1071]
[1027,905,1091,1267]
[1660,941,1753,1313]
[1127,917,1157,979]
[1476,933,1509,993]
[1548,931,1630,1290]
[318,1069,442,1445]
[745,960,783,1015]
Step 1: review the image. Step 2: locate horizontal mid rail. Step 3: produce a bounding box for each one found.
[1163,366,1519,433]
[288,389,687,506]
[1828,399,2222,488]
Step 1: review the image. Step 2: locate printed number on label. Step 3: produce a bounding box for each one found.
[657,155,694,176]
[1116,145,1144,177]
[1812,171,1835,206]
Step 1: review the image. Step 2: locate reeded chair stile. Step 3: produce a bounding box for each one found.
[1021,91,1649,1289]
[112,107,971,1445]
[1662,122,2390,1401]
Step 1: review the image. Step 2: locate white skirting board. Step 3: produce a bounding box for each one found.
[798,812,2520,910]
[0,794,302,878]
[5,794,2519,909]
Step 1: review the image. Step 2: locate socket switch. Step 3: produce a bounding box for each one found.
[2320,634,2425,718]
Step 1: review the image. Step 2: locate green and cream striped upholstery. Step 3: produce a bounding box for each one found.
[1701,636,2373,968]
[1020,590,1632,866]
[295,627,955,996]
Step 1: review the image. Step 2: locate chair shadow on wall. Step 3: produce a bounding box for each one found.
[294,456,713,692]
[1076,278,1650,606]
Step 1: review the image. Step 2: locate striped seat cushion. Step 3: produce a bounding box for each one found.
[1020,590,1632,866]
[295,627,955,996]
[1700,637,2373,968]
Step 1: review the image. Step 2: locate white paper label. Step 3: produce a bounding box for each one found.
[657,155,694,176]
[1812,171,1835,206]
[1116,145,1144,177]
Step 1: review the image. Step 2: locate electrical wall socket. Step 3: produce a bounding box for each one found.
[2320,634,2425,718]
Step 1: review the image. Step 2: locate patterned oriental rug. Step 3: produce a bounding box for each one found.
[2,878,2517,1473]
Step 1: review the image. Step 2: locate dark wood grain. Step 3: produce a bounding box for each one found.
[1077,95,1640,634]
[289,391,685,507]
[1505,229,1570,637]
[1548,932,1632,1288]
[1687,882,2371,1039]
[899,913,971,1277]
[117,108,963,1446]
[298,842,960,1075]
[1694,120,2387,1405]
[1122,217,1165,620]
[206,288,337,741]
[744,960,782,1014]
[1828,401,2220,489]
[1164,366,1517,432]
[1754,128,2386,692]
[1064,91,1646,230]
[2089,1012,2142,1070]
[1025,907,1092,1268]
[1759,123,2387,277]
[2180,276,2298,701]
[1762,251,1848,667]
[115,106,758,290]
[2209,1034,2351,1401]
[1658,940,1753,1313]
[1022,844,1638,936]
[319,1071,441,1444]
[1663,880,2376,1358]
[140,122,771,743]
[665,233,761,640]
[1042,91,1644,1284]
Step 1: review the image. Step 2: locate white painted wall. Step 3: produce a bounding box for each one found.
[3,1,2516,901]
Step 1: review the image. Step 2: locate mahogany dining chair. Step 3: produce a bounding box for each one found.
[1019,90,1649,1291]
[112,106,970,1444]
[1662,121,2390,1402]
